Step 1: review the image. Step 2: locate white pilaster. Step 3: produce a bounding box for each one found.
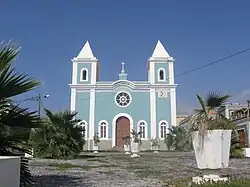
[88,89,95,150]
[150,62,155,84]
[70,88,76,112]
[150,88,157,138]
[170,88,177,126]
[168,61,174,85]
[91,62,97,85]
[72,62,78,84]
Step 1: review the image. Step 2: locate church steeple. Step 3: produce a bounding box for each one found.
[119,62,127,80]
[77,41,96,59]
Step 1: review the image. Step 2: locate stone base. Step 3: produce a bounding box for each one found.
[243,148,250,157]
[131,153,140,158]
[125,151,130,155]
[192,175,228,184]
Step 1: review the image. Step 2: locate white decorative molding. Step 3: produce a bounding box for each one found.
[170,88,177,126]
[89,89,95,142]
[112,113,133,147]
[137,120,148,139]
[98,120,109,140]
[158,120,169,140]
[157,68,166,82]
[80,68,88,82]
[70,88,76,112]
[69,83,177,89]
[150,88,156,138]
[114,91,132,108]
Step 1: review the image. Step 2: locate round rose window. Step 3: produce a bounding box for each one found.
[115,92,131,107]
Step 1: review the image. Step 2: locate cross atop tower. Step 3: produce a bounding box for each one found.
[121,62,126,74]
[119,62,127,80]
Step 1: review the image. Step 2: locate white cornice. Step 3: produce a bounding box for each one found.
[71,58,98,63]
[69,83,178,90]
[148,57,175,62]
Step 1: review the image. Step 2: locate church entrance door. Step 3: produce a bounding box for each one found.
[116,116,130,148]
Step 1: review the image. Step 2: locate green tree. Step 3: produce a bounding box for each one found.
[0,42,41,186]
[30,109,85,159]
[165,126,191,150]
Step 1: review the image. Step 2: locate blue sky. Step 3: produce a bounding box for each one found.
[1,1,250,114]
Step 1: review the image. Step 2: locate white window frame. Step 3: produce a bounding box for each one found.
[98,120,109,140]
[157,68,166,82]
[80,68,88,82]
[79,120,88,140]
[159,120,169,140]
[114,91,132,108]
[137,120,148,140]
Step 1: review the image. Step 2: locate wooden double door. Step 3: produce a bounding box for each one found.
[115,116,130,148]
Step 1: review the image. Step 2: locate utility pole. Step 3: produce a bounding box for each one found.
[247,100,250,122]
[37,93,41,118]
[247,100,250,148]
[17,93,49,118]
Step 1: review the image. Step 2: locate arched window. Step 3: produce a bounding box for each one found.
[158,68,165,81]
[98,120,108,139]
[137,120,148,139]
[80,68,88,81]
[159,120,169,139]
[79,120,88,139]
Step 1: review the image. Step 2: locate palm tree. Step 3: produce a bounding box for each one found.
[0,42,41,186]
[30,109,84,159]
[164,126,190,150]
[189,92,232,133]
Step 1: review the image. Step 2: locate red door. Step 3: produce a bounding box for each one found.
[116,117,130,148]
[238,129,246,148]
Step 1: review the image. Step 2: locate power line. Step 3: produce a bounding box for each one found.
[13,47,250,103]
[173,47,250,79]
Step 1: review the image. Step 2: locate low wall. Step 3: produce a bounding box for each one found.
[0,156,21,187]
[83,139,169,151]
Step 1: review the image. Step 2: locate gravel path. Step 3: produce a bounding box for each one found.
[29,152,250,187]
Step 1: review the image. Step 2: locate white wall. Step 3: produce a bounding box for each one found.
[0,156,21,187]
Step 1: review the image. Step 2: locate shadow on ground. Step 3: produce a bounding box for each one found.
[27,175,91,187]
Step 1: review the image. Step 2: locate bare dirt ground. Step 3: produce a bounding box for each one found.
[29,151,250,187]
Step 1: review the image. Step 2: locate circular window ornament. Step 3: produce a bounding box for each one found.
[115,92,131,107]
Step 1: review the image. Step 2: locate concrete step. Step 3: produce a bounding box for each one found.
[111,146,124,152]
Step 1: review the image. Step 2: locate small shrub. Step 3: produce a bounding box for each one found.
[131,129,142,144]
[93,133,100,146]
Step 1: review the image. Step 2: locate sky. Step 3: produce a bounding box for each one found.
[1,0,250,115]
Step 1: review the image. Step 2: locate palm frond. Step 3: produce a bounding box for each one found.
[0,41,20,70]
[196,94,206,114]
[206,91,230,109]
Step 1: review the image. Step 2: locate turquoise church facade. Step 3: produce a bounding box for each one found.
[69,40,177,151]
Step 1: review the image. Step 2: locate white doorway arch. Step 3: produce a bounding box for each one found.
[112,113,133,147]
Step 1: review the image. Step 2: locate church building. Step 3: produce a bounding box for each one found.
[69,40,177,150]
